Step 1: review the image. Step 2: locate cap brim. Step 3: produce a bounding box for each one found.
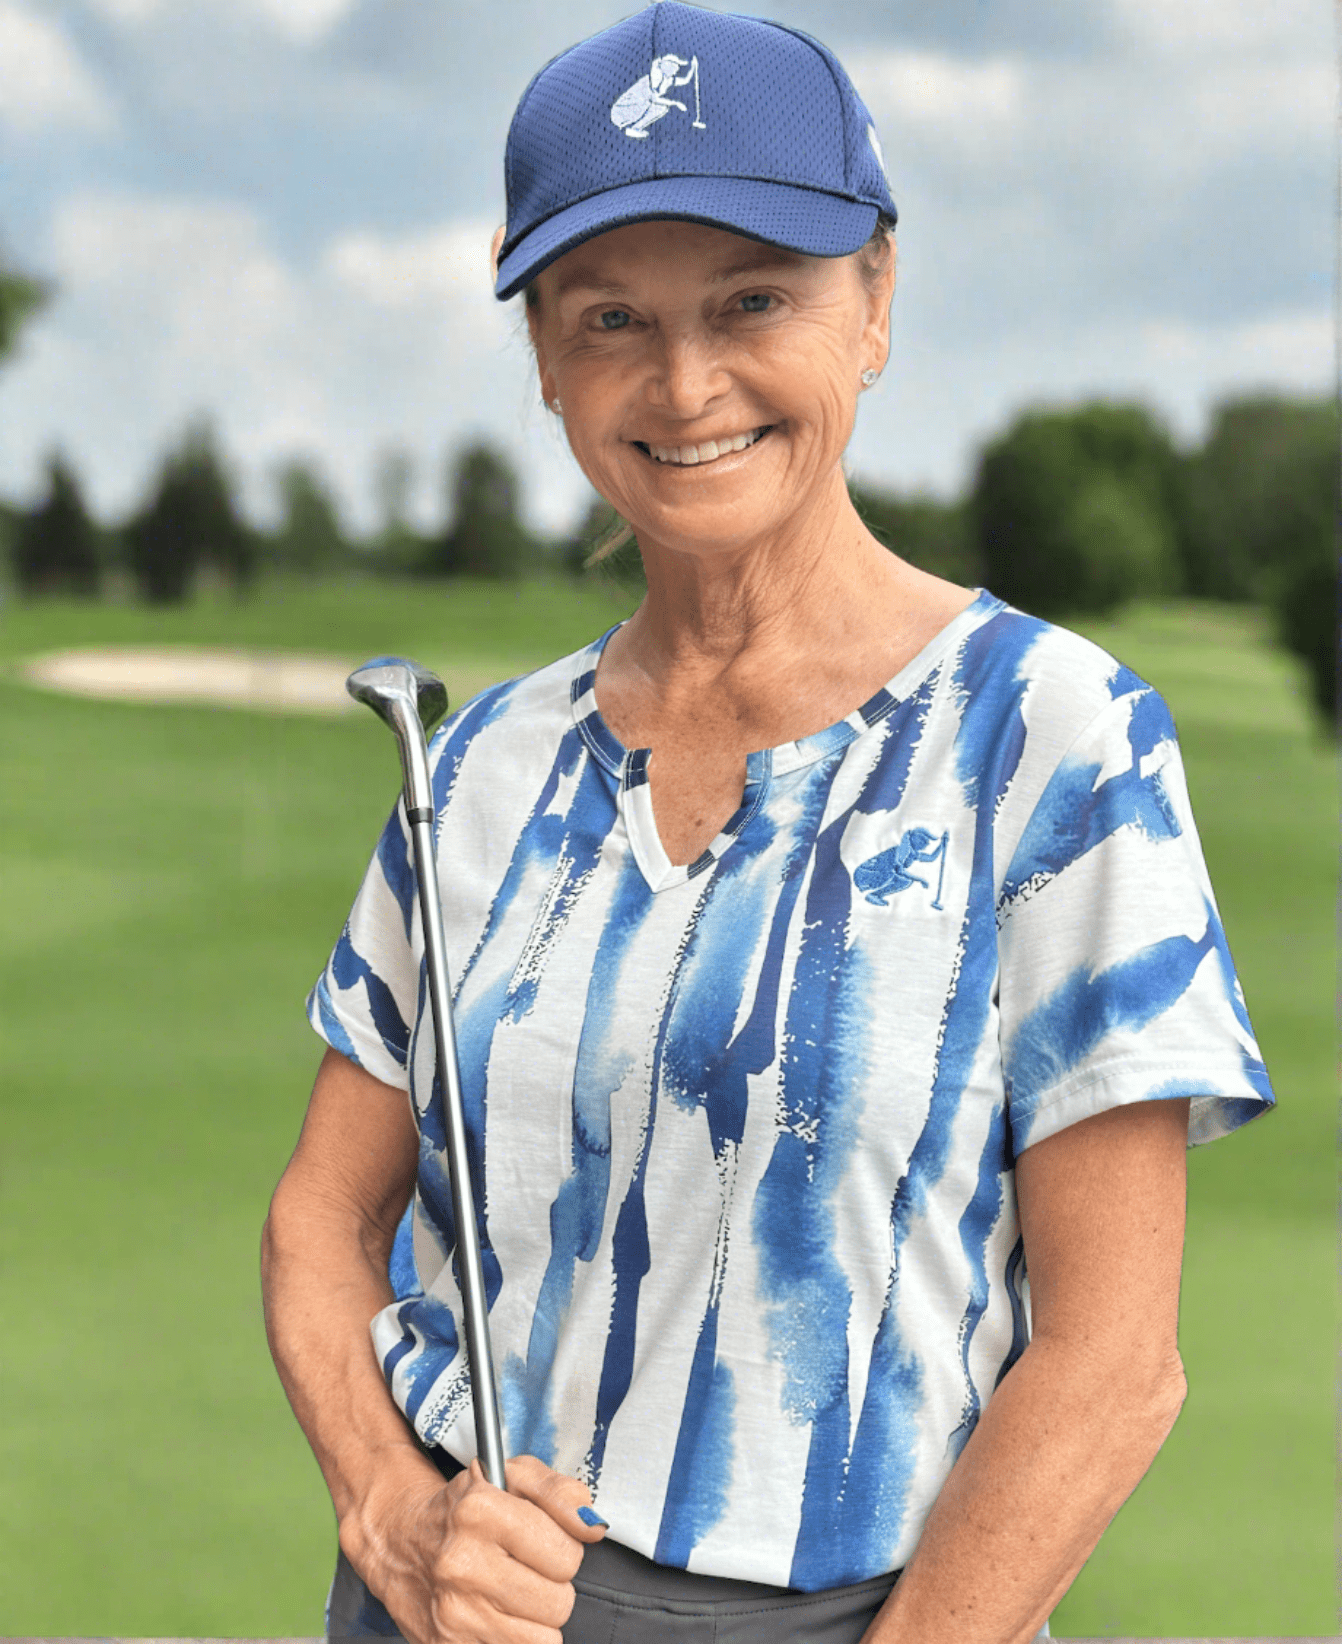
[494,176,883,300]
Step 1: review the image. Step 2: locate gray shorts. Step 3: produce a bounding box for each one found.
[327,1533,899,1641]
[325,1442,1048,1642]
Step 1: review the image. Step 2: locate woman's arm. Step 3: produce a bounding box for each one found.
[262,1047,604,1644]
[864,1097,1191,1644]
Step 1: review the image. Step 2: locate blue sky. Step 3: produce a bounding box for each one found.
[0,0,1332,535]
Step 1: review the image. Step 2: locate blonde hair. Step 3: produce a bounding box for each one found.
[585,516,636,567]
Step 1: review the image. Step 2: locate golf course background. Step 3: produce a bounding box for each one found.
[0,576,1332,1637]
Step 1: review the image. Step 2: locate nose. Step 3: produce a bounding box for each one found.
[647,329,731,421]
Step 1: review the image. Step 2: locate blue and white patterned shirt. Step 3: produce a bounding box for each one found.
[309,592,1272,1591]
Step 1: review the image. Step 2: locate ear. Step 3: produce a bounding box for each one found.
[489,223,506,285]
[860,234,897,377]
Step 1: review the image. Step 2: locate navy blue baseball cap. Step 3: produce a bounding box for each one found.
[494,0,897,300]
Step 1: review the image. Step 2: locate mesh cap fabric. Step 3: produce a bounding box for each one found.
[494,1,897,300]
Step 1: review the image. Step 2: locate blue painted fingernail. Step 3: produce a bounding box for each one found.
[577,1506,608,1528]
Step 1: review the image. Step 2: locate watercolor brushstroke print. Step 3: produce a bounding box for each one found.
[309,593,1272,1591]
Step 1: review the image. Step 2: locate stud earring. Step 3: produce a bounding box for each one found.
[547,397,562,413]
[860,369,878,388]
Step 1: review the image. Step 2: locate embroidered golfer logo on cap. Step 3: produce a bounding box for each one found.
[610,53,707,138]
[855,828,950,909]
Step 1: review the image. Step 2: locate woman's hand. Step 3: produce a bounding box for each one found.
[262,1052,606,1642]
[348,1451,608,1644]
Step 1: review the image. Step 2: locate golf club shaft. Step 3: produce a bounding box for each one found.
[407,808,507,1491]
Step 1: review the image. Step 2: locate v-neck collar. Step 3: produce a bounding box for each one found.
[570,590,1001,892]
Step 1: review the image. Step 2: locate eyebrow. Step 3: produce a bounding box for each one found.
[550,272,632,300]
[550,245,809,301]
[707,248,808,284]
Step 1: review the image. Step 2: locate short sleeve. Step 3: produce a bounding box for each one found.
[306,795,421,1089]
[996,683,1274,1153]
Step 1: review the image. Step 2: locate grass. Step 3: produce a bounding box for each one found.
[1052,603,1336,1639]
[0,581,1332,1636]
[0,570,641,675]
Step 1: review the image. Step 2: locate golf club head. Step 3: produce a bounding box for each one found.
[346,657,448,735]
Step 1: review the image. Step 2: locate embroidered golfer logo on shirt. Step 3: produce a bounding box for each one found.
[610,54,706,138]
[855,828,950,909]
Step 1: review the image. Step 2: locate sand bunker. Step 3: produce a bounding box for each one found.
[20,646,360,715]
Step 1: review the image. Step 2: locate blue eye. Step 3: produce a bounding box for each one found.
[599,310,630,330]
[740,293,770,312]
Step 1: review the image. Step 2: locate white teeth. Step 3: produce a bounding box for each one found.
[648,428,766,465]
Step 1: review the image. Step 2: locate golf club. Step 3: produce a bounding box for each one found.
[346,656,507,1491]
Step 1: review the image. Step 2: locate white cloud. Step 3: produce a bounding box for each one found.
[252,0,354,44]
[0,2,116,133]
[326,222,498,309]
[1110,0,1327,55]
[49,193,299,372]
[1135,308,1333,394]
[80,0,355,43]
[1183,60,1333,149]
[0,194,586,534]
[849,50,1024,147]
[856,46,1329,194]
[78,0,159,20]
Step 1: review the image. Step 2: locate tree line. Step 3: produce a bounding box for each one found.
[0,427,550,599]
[1,384,1334,728]
[856,396,1337,725]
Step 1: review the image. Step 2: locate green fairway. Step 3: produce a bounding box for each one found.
[0,583,1332,1636]
[1048,603,1336,1639]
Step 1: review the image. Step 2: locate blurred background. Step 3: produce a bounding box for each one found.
[0,0,1334,1636]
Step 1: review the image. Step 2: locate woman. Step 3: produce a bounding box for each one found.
[262,6,1274,1642]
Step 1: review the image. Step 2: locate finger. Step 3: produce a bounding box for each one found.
[385,1542,570,1644]
[453,1463,586,1587]
[431,1532,575,1633]
[457,1610,565,1644]
[477,1545,577,1631]
[425,1578,567,1644]
[504,1455,610,1544]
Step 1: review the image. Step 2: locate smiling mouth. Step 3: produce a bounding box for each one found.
[633,426,775,466]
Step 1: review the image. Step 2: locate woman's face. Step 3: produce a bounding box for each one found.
[527,221,893,561]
